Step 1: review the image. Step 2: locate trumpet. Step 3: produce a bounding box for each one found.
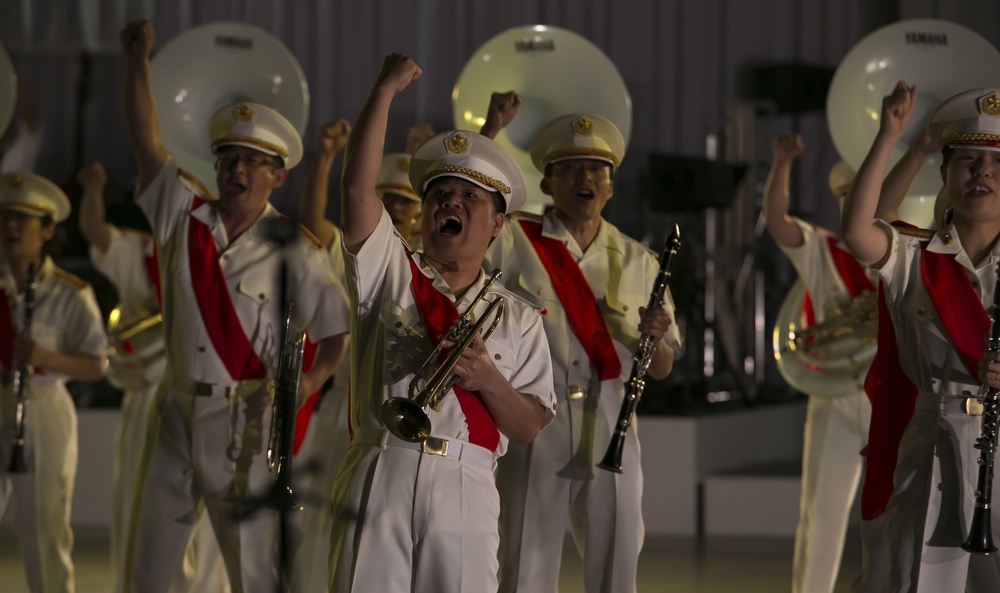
[264,302,306,510]
[381,269,505,443]
[963,260,1000,555]
[7,263,37,474]
[598,225,680,474]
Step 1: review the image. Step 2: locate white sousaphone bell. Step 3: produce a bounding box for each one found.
[150,22,310,194]
[774,18,1000,398]
[452,25,631,214]
[0,40,17,139]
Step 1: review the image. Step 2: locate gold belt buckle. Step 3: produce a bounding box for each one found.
[566,385,586,401]
[963,398,984,416]
[422,437,449,457]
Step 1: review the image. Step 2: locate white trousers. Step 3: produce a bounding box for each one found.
[111,385,229,593]
[0,383,77,593]
[289,381,350,592]
[792,391,870,593]
[885,401,1000,593]
[329,433,501,593]
[496,383,643,593]
[125,379,280,593]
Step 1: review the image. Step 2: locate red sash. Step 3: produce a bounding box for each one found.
[405,251,500,452]
[860,237,989,519]
[517,219,622,381]
[187,197,268,381]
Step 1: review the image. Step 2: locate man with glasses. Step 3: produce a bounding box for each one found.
[120,20,350,593]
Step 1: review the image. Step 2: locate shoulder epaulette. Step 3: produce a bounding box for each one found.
[52,268,90,290]
[897,226,935,241]
[177,168,216,200]
[277,213,325,250]
[495,284,546,315]
[509,210,542,223]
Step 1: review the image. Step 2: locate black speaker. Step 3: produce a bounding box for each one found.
[751,63,835,114]
[647,154,747,212]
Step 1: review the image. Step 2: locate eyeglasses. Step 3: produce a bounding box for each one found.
[215,152,282,169]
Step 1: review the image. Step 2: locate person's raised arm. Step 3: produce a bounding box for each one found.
[121,20,168,194]
[478,91,522,140]
[762,133,807,248]
[841,81,917,266]
[300,119,351,248]
[77,162,112,253]
[875,129,937,223]
[341,53,421,254]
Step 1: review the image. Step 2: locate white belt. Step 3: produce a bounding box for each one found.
[352,428,496,471]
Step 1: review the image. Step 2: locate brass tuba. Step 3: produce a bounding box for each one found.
[150,22,310,193]
[773,279,877,398]
[381,270,505,443]
[452,25,631,213]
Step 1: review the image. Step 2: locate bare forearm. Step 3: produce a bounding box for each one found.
[341,86,394,252]
[842,135,895,265]
[877,142,933,222]
[123,56,167,192]
[304,332,348,387]
[762,158,804,247]
[480,379,548,445]
[647,338,675,380]
[79,188,111,252]
[300,154,338,247]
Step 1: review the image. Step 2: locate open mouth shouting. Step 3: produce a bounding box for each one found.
[968,182,995,198]
[438,214,464,236]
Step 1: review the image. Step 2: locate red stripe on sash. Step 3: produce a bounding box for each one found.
[0,291,13,370]
[187,197,268,381]
[921,249,990,378]
[517,219,622,381]
[405,250,500,452]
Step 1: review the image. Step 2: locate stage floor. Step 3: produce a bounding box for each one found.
[0,530,863,592]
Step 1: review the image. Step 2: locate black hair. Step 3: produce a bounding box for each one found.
[942,146,954,167]
[544,160,615,180]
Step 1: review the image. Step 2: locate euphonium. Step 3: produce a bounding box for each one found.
[7,263,37,474]
[962,261,1000,555]
[381,269,505,443]
[598,225,680,474]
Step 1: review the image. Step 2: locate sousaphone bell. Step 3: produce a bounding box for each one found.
[150,22,310,193]
[452,25,631,213]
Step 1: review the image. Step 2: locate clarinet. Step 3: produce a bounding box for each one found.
[597,224,680,474]
[963,260,1000,554]
[7,263,37,474]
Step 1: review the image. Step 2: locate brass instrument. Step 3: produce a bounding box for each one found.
[452,25,631,214]
[773,280,878,398]
[598,225,680,474]
[962,261,1000,555]
[381,269,506,443]
[7,263,37,474]
[106,306,165,391]
[264,302,306,510]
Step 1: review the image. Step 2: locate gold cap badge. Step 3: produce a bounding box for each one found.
[446,133,469,154]
[573,117,593,135]
[234,105,254,122]
[981,93,1000,117]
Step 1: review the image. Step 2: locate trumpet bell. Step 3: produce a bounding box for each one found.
[452,25,631,213]
[106,307,166,391]
[380,397,432,443]
[0,41,16,138]
[772,280,877,398]
[150,22,310,193]
[827,19,1000,198]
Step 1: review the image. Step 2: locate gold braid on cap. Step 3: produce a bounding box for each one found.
[546,147,621,166]
[212,136,289,158]
[940,133,1000,148]
[0,201,55,217]
[419,166,511,195]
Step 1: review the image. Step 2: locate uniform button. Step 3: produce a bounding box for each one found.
[972,280,980,289]
[259,293,266,300]
[222,254,229,260]
[494,353,501,361]
[623,305,630,312]
[537,289,543,295]
[197,346,206,353]
[572,360,580,367]
[395,321,403,328]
